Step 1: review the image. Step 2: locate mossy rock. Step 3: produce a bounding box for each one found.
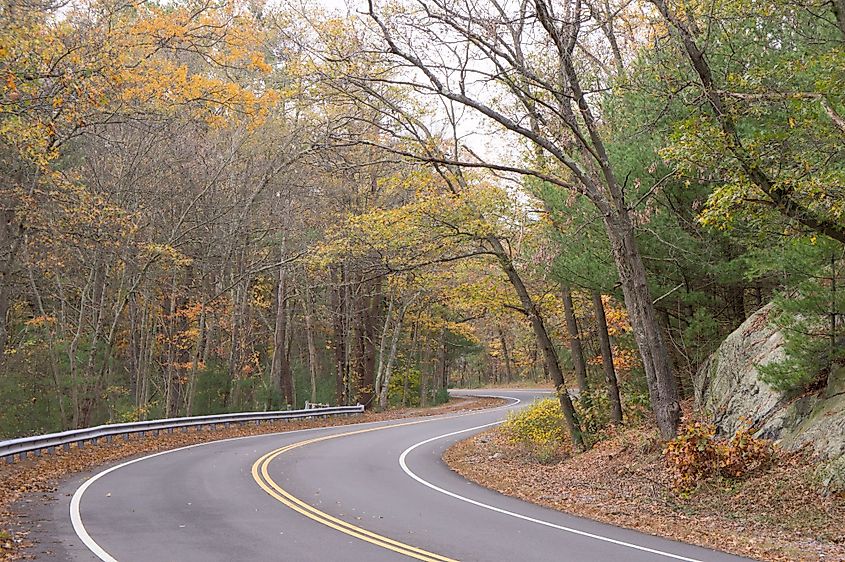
[815,455,845,494]
[826,365,845,398]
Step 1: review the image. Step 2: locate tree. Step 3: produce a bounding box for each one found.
[359,0,681,437]
[651,0,845,245]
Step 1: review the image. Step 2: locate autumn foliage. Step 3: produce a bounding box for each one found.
[663,420,774,492]
[501,399,570,462]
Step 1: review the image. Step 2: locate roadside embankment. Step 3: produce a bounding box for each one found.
[444,425,844,562]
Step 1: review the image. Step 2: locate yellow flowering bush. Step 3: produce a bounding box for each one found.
[501,399,567,462]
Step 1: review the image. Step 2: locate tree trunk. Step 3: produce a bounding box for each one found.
[437,327,448,394]
[330,266,347,405]
[0,207,23,363]
[487,236,584,449]
[185,302,205,416]
[419,342,429,407]
[286,298,295,409]
[498,328,513,384]
[603,213,680,439]
[377,295,413,409]
[592,291,623,424]
[0,277,9,359]
[355,276,381,409]
[562,286,589,393]
[374,293,395,401]
[303,285,319,404]
[271,250,294,407]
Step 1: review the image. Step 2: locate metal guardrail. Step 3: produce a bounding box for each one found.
[0,404,364,463]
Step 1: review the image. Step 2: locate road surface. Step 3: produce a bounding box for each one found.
[39,390,750,561]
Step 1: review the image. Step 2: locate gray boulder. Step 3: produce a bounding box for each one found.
[694,303,845,460]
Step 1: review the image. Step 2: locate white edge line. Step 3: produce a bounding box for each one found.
[70,392,525,561]
[398,401,707,562]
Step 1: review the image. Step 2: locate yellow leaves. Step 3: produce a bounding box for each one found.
[502,398,567,450]
[25,315,57,328]
[250,52,272,74]
[1,0,284,171]
[142,244,193,267]
[601,294,631,336]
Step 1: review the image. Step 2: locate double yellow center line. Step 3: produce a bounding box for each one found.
[251,420,459,562]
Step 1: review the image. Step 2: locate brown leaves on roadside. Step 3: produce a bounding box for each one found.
[444,426,844,562]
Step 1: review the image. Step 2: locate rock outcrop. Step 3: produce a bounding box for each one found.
[694,303,845,461]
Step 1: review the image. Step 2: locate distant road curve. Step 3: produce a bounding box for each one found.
[55,390,750,561]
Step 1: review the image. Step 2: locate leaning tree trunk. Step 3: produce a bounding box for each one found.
[603,213,680,439]
[592,291,623,424]
[487,236,584,450]
[562,286,588,393]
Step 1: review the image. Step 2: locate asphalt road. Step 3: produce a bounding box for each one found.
[40,390,751,561]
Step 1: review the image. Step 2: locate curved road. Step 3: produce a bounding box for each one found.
[41,390,749,561]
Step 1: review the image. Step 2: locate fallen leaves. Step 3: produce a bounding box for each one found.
[443,426,845,562]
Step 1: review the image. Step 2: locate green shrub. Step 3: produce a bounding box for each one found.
[757,254,845,393]
[573,389,610,435]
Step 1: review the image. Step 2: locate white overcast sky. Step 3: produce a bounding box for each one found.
[304,0,520,169]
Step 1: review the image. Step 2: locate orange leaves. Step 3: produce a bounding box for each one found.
[601,294,630,336]
[24,315,57,329]
[115,3,278,123]
[588,345,640,376]
[663,419,774,492]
